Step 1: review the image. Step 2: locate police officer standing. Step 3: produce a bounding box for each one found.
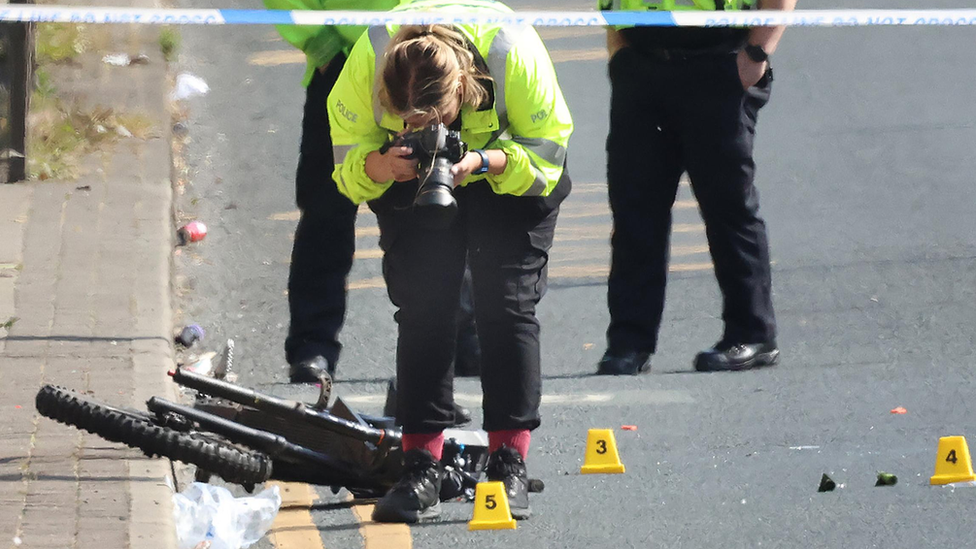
[596,0,796,375]
[264,0,399,383]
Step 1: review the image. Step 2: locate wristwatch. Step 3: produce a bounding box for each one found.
[472,149,490,175]
[744,44,769,63]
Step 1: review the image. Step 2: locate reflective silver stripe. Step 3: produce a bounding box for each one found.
[486,25,523,130]
[369,25,392,125]
[523,165,548,196]
[511,137,566,167]
[333,144,354,161]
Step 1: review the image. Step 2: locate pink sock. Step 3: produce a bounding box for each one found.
[489,429,531,459]
[402,432,444,461]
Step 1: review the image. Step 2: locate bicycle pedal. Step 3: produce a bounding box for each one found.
[314,372,333,410]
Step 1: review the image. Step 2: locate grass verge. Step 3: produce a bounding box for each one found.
[27,24,157,180]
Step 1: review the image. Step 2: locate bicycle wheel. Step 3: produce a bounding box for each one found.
[35,385,272,486]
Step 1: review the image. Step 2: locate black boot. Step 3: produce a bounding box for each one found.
[694,341,779,372]
[372,449,442,523]
[596,350,650,376]
[452,402,472,427]
[485,446,531,520]
[289,355,334,383]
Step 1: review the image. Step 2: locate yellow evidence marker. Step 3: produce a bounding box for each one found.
[930,435,976,485]
[468,481,517,531]
[580,428,625,474]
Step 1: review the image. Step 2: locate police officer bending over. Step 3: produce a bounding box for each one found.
[597,0,796,375]
[328,0,573,523]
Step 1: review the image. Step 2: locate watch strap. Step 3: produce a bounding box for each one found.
[745,44,768,63]
[473,149,490,175]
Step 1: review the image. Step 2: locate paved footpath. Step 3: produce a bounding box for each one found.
[0,15,178,549]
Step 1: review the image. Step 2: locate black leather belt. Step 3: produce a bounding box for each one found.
[640,43,740,62]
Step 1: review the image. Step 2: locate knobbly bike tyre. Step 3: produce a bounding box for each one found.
[35,384,272,486]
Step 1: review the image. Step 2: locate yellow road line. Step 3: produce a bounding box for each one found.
[573,179,689,193]
[671,244,709,256]
[354,248,384,259]
[571,185,605,194]
[537,26,605,40]
[349,277,386,290]
[551,47,607,63]
[671,262,713,272]
[350,500,413,549]
[672,223,704,233]
[267,482,324,549]
[551,243,707,261]
[553,223,703,242]
[352,243,706,264]
[547,262,711,278]
[269,210,300,222]
[560,199,697,219]
[356,226,381,238]
[347,259,712,289]
[248,49,305,66]
[269,204,371,222]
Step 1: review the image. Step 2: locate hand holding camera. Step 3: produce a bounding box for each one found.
[379,124,468,229]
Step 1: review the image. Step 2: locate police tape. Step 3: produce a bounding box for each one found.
[3,5,976,27]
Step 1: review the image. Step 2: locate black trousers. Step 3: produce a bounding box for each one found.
[370,175,567,434]
[605,48,776,354]
[285,57,357,367]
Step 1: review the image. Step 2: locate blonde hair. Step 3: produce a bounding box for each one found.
[378,25,490,123]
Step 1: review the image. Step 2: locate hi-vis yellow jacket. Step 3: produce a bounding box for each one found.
[327,0,574,204]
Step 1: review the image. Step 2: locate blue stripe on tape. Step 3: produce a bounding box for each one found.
[219,9,294,25]
[603,11,676,27]
[2,6,976,26]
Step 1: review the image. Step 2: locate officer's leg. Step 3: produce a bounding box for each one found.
[454,264,481,377]
[285,57,358,380]
[680,55,777,354]
[603,50,684,374]
[463,181,558,521]
[371,182,467,434]
[463,180,556,432]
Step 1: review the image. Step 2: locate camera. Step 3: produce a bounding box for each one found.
[382,124,467,229]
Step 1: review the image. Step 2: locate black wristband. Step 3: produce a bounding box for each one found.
[744,44,768,63]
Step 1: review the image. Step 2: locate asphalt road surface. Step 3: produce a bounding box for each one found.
[171,0,976,546]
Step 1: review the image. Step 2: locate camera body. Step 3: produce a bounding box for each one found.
[385,124,467,229]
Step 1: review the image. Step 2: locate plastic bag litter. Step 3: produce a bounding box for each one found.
[172,73,210,101]
[102,53,131,66]
[102,53,151,66]
[172,483,281,549]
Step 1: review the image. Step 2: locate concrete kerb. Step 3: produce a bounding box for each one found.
[127,57,181,549]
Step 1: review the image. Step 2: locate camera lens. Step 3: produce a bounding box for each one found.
[413,158,457,229]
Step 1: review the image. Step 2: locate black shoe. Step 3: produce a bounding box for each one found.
[372,449,442,523]
[694,341,779,372]
[485,446,531,520]
[596,350,651,376]
[288,356,333,384]
[452,403,472,427]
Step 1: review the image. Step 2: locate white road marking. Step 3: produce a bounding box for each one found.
[341,390,693,406]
